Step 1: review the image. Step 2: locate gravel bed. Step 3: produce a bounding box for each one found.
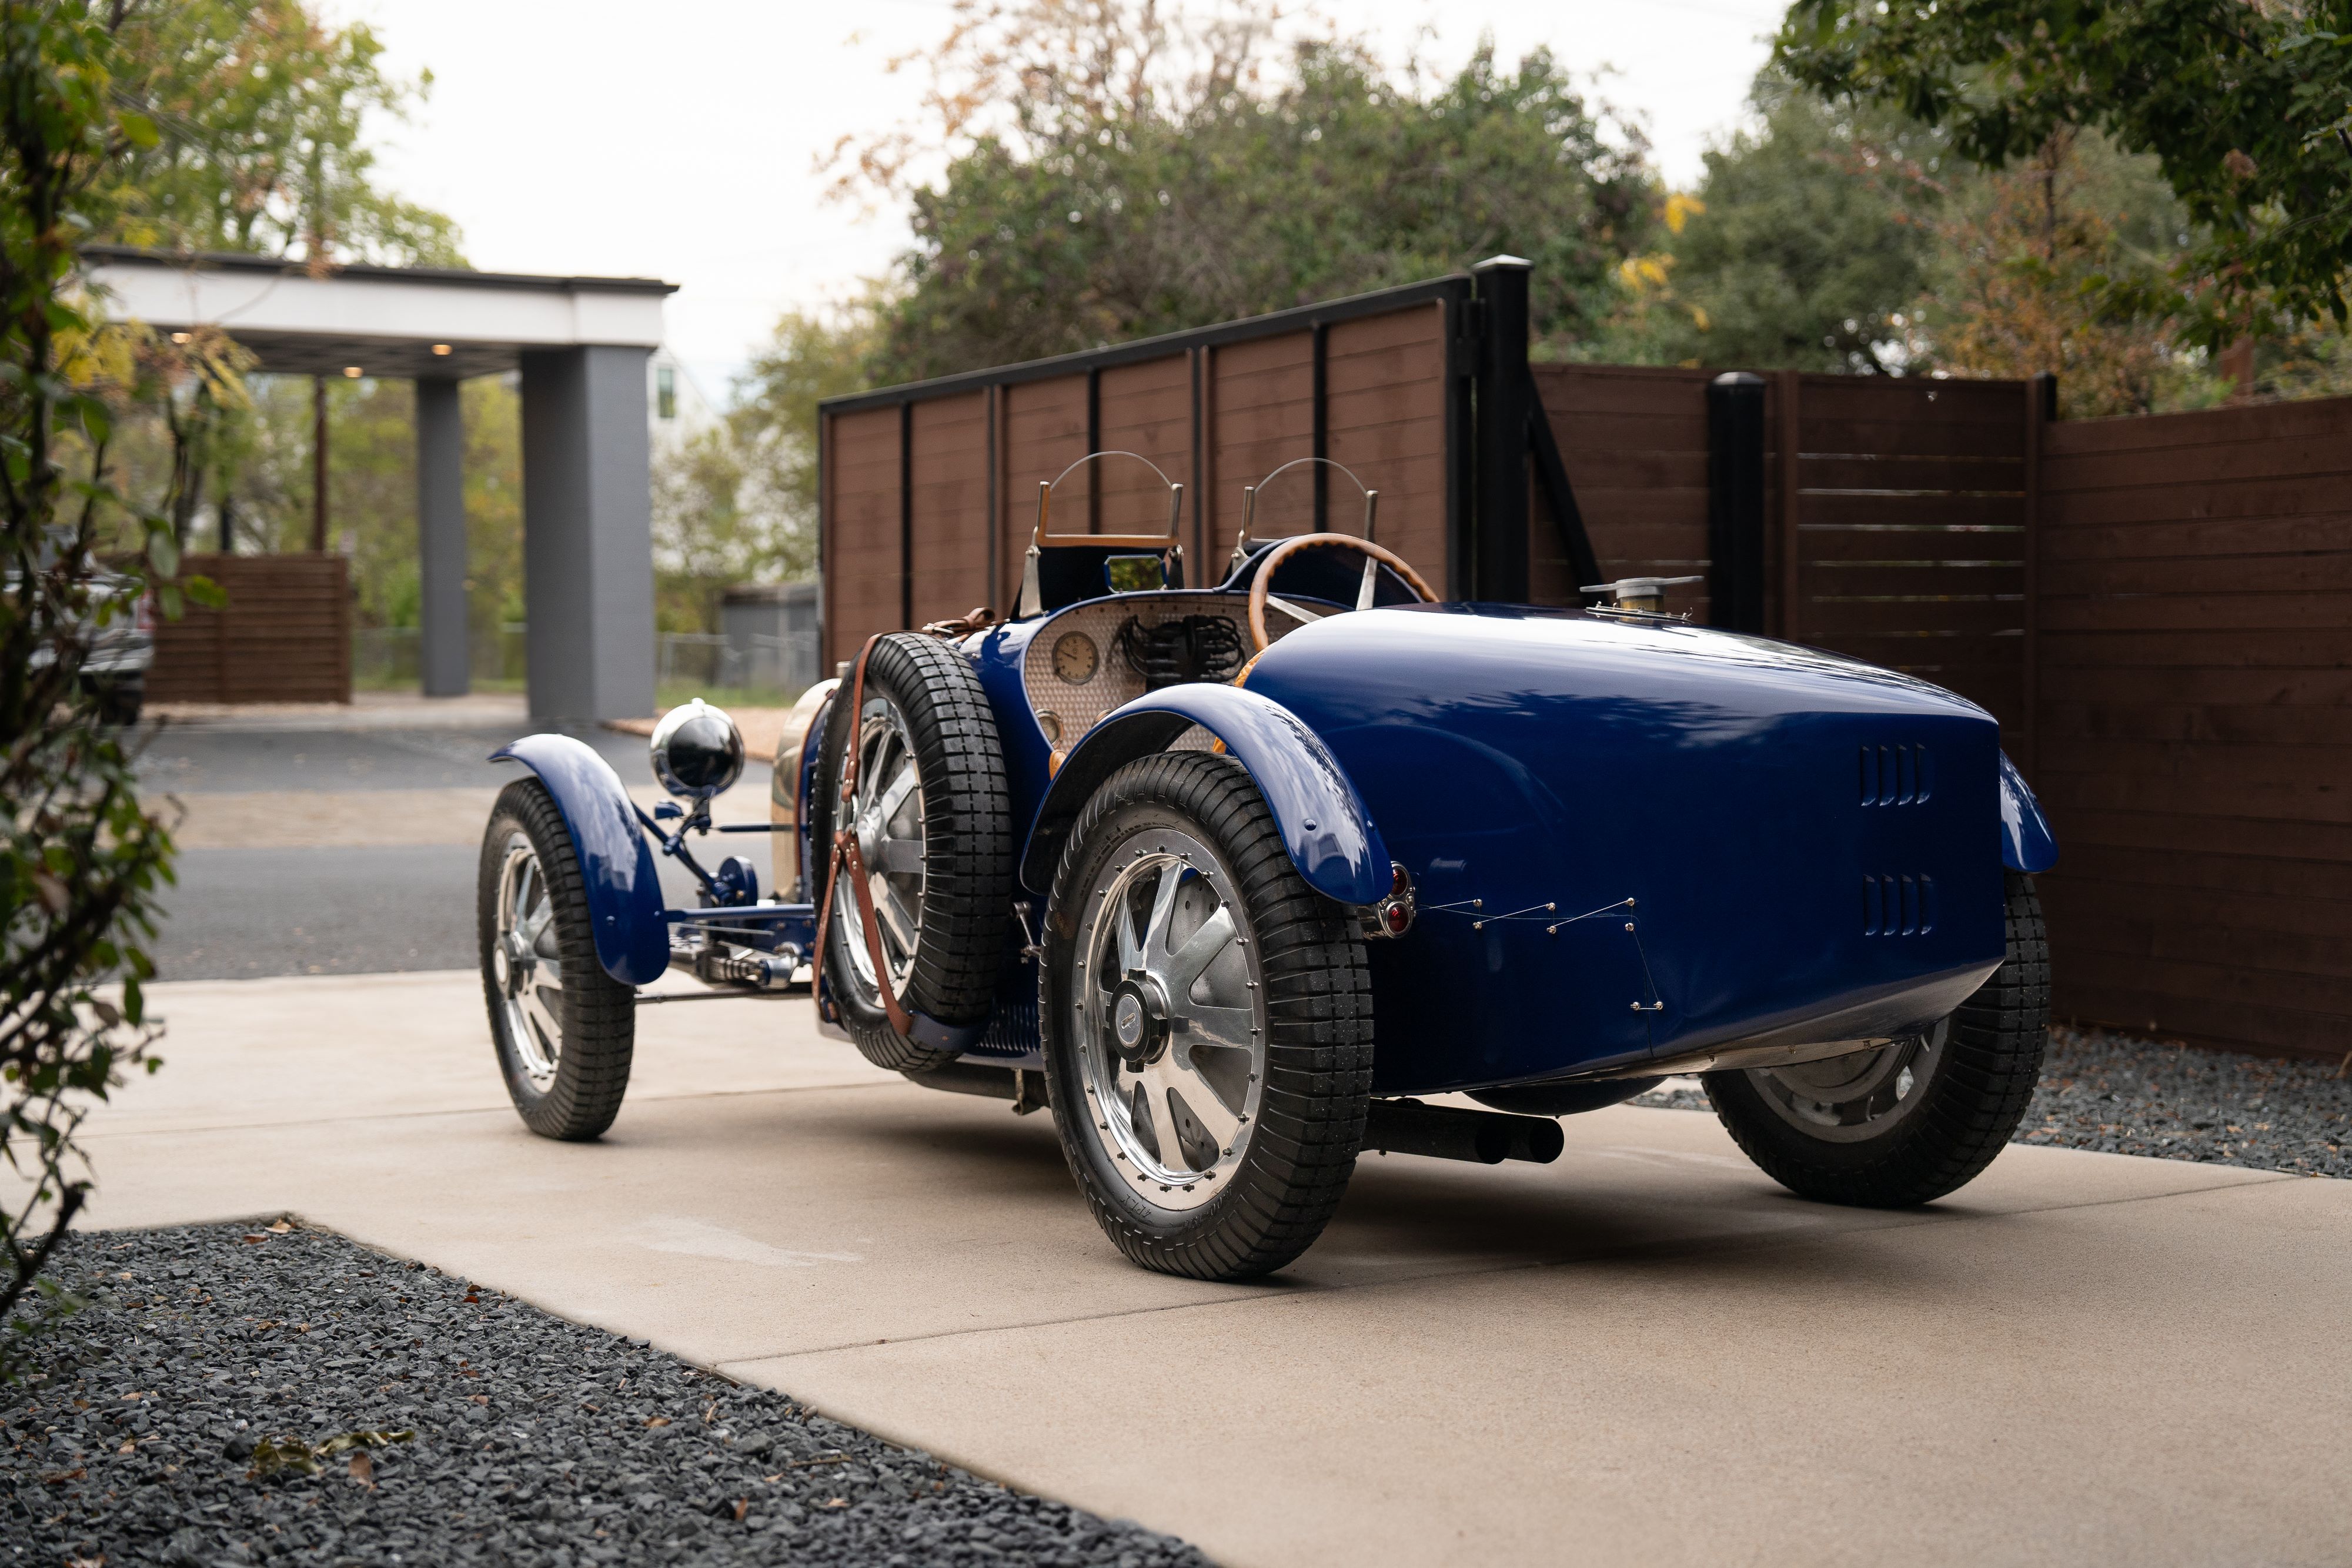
[1631,1025,2351,1179]
[3,1223,1208,1568]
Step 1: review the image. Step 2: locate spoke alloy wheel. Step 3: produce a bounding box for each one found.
[1748,1029,1941,1145]
[834,696,926,1004]
[493,830,564,1089]
[1073,828,1265,1212]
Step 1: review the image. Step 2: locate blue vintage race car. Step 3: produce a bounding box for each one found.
[479,455,2056,1281]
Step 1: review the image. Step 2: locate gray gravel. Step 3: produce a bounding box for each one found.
[4,1223,1208,1568]
[1632,1025,2351,1180]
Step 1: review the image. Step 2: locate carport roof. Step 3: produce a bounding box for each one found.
[79,244,678,380]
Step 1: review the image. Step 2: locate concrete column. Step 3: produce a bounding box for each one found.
[415,376,470,697]
[519,345,656,723]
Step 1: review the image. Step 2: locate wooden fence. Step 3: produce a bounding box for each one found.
[2032,398,2352,1061]
[820,276,1472,665]
[148,551,351,704]
[821,276,2350,1062]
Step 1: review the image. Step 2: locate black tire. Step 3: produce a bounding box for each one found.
[478,778,636,1140]
[811,633,1013,1073]
[86,674,143,726]
[1706,871,2051,1206]
[1041,751,1373,1281]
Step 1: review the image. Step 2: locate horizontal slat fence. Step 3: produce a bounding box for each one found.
[826,285,2350,1062]
[1783,373,2033,735]
[148,552,350,704]
[2033,396,2352,1061]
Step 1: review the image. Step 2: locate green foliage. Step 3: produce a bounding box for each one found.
[1596,66,2241,415]
[1588,76,1940,371]
[0,0,180,1376]
[864,25,1653,380]
[1775,0,2352,343]
[212,372,524,640]
[1919,126,2230,416]
[98,0,461,265]
[652,310,876,631]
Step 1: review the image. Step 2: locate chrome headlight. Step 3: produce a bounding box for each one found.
[649,697,744,801]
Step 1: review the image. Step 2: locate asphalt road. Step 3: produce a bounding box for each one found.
[141,720,768,981]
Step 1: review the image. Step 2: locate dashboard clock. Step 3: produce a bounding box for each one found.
[1052,631,1100,685]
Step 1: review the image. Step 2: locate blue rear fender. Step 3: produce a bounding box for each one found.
[1020,683,1392,907]
[490,734,669,986]
[1999,751,2057,873]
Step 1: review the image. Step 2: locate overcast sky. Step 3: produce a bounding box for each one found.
[329,0,1785,400]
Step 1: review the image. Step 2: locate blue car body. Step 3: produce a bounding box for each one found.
[502,546,2055,1099]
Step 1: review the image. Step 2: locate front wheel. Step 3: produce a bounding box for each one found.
[478,778,636,1139]
[1706,871,2051,1206]
[1041,751,1373,1281]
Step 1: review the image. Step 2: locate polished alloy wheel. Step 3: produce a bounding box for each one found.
[1748,1026,1943,1144]
[1072,828,1265,1212]
[494,830,564,1088]
[832,696,926,1003]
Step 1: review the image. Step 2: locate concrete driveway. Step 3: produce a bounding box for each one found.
[69,968,2352,1568]
[139,697,773,978]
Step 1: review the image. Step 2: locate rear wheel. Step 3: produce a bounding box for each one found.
[1042,751,1373,1280]
[1706,871,2050,1206]
[478,778,636,1139]
[810,633,1013,1073]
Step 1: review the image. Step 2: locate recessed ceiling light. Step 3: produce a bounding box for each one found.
[169,331,191,345]
[430,343,453,356]
[343,366,362,378]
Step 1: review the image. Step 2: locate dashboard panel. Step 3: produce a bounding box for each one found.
[1021,590,1312,752]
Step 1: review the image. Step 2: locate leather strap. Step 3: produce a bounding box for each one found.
[810,634,914,1038]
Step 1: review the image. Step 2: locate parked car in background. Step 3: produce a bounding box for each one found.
[11,549,154,725]
[476,455,2057,1282]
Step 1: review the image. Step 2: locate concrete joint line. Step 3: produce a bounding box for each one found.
[74,1078,913,1143]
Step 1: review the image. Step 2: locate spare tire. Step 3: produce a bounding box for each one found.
[811,632,1013,1072]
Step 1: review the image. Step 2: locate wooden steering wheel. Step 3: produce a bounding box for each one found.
[1245,533,1437,653]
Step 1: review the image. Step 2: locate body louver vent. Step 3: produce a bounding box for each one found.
[1863,873,1936,937]
[1860,743,1932,806]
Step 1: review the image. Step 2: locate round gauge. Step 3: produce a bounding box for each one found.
[1052,631,1100,685]
[1037,710,1063,745]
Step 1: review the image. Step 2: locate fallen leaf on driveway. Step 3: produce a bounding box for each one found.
[644,1416,670,1427]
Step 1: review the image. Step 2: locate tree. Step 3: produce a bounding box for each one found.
[1,0,189,1375]
[839,2,1656,379]
[730,303,883,565]
[98,0,460,265]
[1924,126,2229,416]
[1591,74,1940,371]
[1775,0,2352,344]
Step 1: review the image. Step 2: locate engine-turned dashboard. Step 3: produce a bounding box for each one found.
[1023,590,1308,749]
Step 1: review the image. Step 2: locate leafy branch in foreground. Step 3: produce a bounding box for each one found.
[0,0,195,1378]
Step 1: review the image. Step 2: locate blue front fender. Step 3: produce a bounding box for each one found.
[1021,684,1391,905]
[491,734,669,985]
[1999,751,2057,873]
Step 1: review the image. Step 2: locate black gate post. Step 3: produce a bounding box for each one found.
[1471,256,1534,602]
[1706,371,1769,633]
